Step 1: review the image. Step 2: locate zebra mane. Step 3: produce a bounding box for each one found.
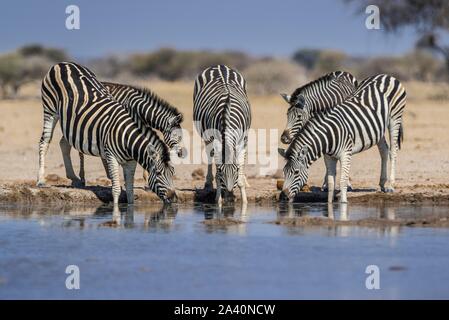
[285,119,319,163]
[150,133,171,163]
[137,86,183,123]
[158,140,171,163]
[290,71,348,99]
[104,82,184,124]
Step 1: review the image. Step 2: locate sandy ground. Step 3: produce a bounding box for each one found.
[1,80,449,204]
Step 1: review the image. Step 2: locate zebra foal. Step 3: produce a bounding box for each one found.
[59,81,185,186]
[193,65,251,205]
[279,74,406,203]
[37,62,177,204]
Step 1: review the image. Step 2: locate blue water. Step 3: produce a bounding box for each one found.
[0,203,449,299]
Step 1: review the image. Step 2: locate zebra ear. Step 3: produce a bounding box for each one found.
[278,148,287,158]
[299,145,308,161]
[169,114,183,126]
[295,95,305,109]
[280,93,291,104]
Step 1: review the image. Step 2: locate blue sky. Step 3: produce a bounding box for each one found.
[0,0,421,59]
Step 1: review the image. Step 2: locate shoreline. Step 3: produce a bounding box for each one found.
[2,181,449,205]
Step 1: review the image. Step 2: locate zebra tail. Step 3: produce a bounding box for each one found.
[398,122,404,150]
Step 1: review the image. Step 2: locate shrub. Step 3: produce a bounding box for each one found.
[0,53,25,98]
[128,48,253,80]
[354,50,444,81]
[243,59,307,95]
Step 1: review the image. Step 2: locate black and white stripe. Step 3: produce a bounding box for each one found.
[279,74,406,203]
[37,62,176,204]
[280,71,358,144]
[103,82,184,155]
[193,65,251,204]
[60,82,185,186]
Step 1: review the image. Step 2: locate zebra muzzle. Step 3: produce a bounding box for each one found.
[165,189,178,203]
[176,147,188,159]
[281,130,292,144]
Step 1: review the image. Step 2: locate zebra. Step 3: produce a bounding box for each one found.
[279,71,358,144]
[280,71,358,191]
[59,81,185,187]
[278,74,406,203]
[103,82,185,157]
[193,65,251,205]
[37,62,177,205]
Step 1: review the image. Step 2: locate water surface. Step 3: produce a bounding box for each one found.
[1,202,449,299]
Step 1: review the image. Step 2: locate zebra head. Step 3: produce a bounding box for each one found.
[164,114,187,158]
[278,145,309,201]
[216,163,239,192]
[145,144,177,204]
[280,93,309,144]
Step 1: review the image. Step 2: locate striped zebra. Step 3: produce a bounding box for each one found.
[59,81,185,186]
[280,71,358,190]
[103,82,184,157]
[278,74,406,203]
[193,65,252,205]
[37,62,177,204]
[280,71,358,144]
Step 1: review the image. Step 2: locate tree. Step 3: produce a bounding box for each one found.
[345,0,449,75]
[0,53,25,98]
[0,45,69,98]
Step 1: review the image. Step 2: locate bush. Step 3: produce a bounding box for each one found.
[292,48,348,76]
[18,44,68,62]
[0,53,25,98]
[0,45,69,98]
[128,48,253,80]
[243,59,307,95]
[354,50,444,81]
[292,49,322,70]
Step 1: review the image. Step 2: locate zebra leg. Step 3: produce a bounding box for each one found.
[215,175,223,206]
[377,136,391,192]
[78,152,85,186]
[205,142,214,190]
[106,153,121,206]
[237,154,248,204]
[142,169,150,190]
[324,156,337,203]
[59,137,84,187]
[388,121,402,193]
[101,157,112,180]
[37,114,59,187]
[122,160,137,205]
[321,158,353,192]
[338,152,352,204]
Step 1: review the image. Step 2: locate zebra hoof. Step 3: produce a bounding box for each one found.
[380,186,394,193]
[71,180,85,188]
[204,183,213,192]
[347,185,353,192]
[36,181,46,188]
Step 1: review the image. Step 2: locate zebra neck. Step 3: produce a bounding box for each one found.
[297,128,326,168]
[132,92,179,133]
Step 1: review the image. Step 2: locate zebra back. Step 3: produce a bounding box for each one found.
[193,65,251,162]
[103,82,184,152]
[281,71,357,143]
